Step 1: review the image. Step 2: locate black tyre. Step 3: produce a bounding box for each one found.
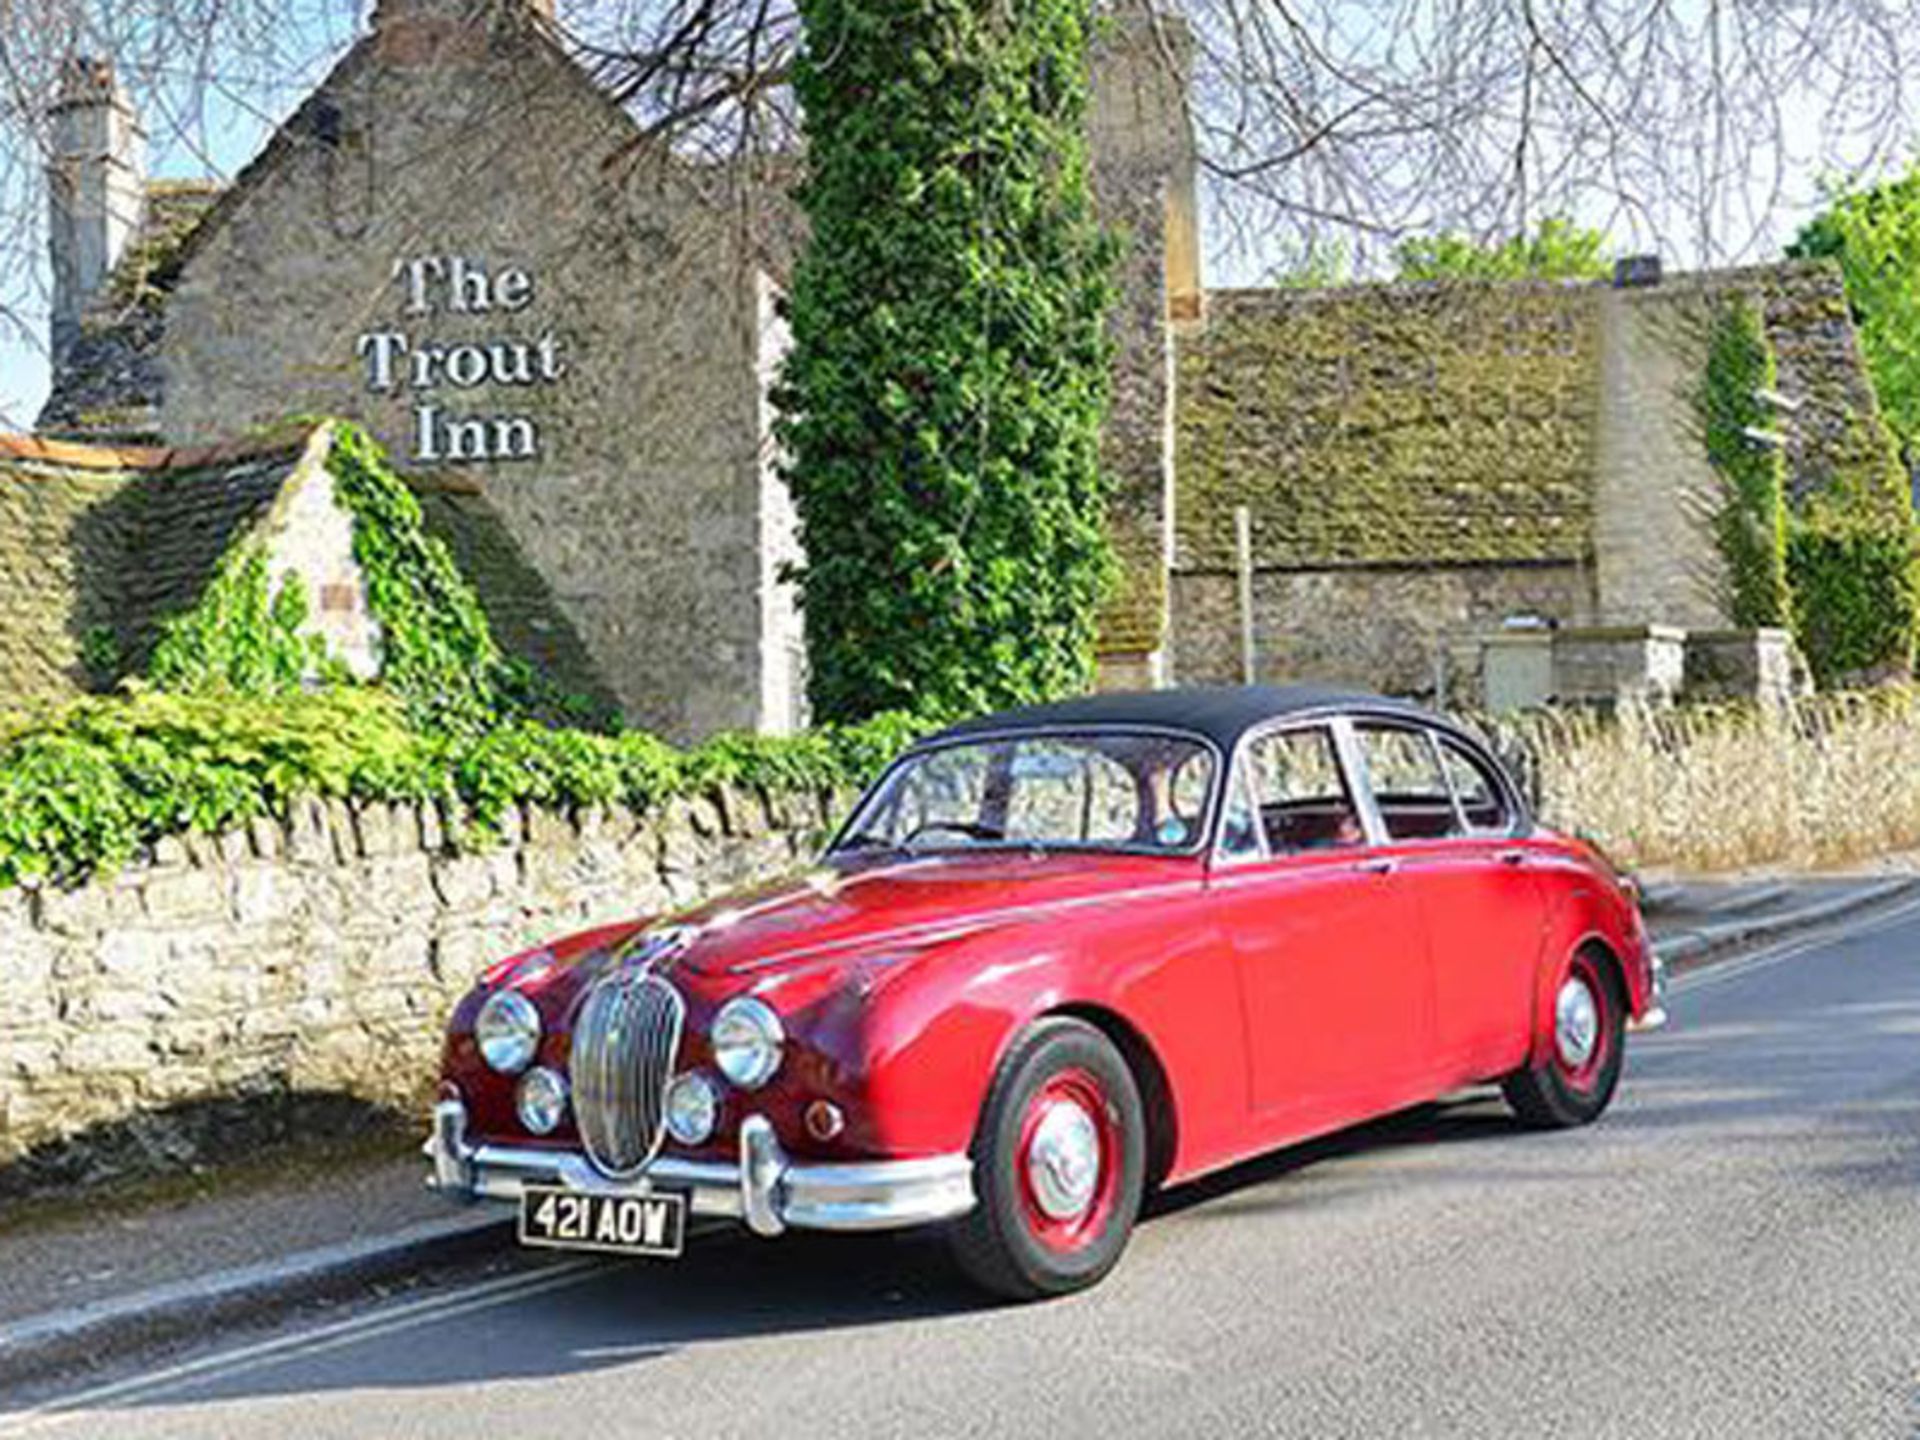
[1503,946,1626,1128]
[950,1017,1146,1301]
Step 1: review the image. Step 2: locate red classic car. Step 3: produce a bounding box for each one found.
[426,686,1663,1298]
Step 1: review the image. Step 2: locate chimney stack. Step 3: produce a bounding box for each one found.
[46,56,146,362]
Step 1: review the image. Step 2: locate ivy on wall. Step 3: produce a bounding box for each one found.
[148,548,333,696]
[1696,298,1792,628]
[0,688,937,888]
[323,422,508,733]
[1787,501,1920,683]
[775,0,1118,722]
[1693,295,1920,685]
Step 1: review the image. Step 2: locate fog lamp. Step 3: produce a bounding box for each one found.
[665,1072,720,1146]
[515,1066,568,1135]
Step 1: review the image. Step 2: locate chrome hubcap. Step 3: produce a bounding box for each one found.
[1026,1098,1102,1221]
[1555,976,1601,1069]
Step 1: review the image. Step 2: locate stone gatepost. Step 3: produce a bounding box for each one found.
[1683,628,1796,706]
[1551,624,1687,706]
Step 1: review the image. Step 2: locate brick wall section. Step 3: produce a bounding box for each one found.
[0,788,847,1189]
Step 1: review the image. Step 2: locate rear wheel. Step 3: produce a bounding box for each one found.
[1503,946,1626,1128]
[950,1018,1145,1301]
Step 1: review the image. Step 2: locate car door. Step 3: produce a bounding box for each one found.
[1350,722,1547,1083]
[1211,719,1434,1136]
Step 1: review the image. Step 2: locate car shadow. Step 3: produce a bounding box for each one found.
[1143,1093,1522,1221]
[84,1093,1542,1416]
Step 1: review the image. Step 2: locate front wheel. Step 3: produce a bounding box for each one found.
[1503,946,1626,1128]
[949,1018,1145,1301]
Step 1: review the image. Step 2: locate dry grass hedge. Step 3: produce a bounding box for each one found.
[1473,689,1920,872]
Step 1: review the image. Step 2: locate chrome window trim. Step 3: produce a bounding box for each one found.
[1423,727,1472,835]
[1432,730,1519,837]
[1213,713,1380,864]
[1330,716,1391,848]
[830,723,1228,861]
[1210,756,1270,867]
[1347,716,1530,846]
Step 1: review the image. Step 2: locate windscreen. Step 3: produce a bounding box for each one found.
[835,731,1217,856]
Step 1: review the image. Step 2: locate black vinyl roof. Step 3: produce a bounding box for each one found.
[928,685,1439,753]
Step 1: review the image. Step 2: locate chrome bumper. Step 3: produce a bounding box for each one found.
[1630,952,1670,1033]
[424,1099,976,1237]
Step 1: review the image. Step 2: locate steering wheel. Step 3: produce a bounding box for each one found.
[901,820,1006,847]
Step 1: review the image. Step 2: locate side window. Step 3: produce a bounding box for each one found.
[1245,726,1365,852]
[1438,738,1512,833]
[1356,725,1462,841]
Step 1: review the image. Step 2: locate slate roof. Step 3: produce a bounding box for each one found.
[36,179,224,444]
[0,431,308,702]
[1172,261,1893,575]
[0,427,615,714]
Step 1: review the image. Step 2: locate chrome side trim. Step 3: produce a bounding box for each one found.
[426,1099,977,1235]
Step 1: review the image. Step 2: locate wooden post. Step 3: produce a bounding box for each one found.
[1234,505,1255,684]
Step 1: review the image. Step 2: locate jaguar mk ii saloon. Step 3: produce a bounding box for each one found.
[426,686,1662,1298]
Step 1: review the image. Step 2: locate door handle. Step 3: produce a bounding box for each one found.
[1357,856,1397,876]
[1498,849,1528,867]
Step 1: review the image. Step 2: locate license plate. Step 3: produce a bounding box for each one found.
[518,1185,687,1258]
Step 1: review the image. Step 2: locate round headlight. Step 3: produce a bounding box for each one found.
[475,990,540,1075]
[711,996,784,1089]
[515,1066,568,1135]
[664,1072,720,1146]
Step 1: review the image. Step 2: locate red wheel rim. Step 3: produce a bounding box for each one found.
[1014,1067,1122,1254]
[1553,951,1613,1091]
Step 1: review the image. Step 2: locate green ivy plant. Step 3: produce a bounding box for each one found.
[1392,217,1612,282]
[0,688,939,888]
[148,548,333,695]
[1787,499,1920,685]
[322,422,508,733]
[775,0,1118,723]
[1696,298,1792,628]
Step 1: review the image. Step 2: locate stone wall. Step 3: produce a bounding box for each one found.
[0,787,841,1191]
[1168,561,1597,696]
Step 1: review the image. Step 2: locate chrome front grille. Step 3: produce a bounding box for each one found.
[569,970,684,1178]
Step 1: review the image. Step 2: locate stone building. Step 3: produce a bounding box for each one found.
[0,421,603,708]
[24,0,1899,729]
[1168,262,1904,691]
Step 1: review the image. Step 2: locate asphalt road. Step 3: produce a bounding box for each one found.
[7,901,1919,1439]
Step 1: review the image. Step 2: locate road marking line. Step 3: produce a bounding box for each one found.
[0,1258,605,1433]
[1667,889,1920,999]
